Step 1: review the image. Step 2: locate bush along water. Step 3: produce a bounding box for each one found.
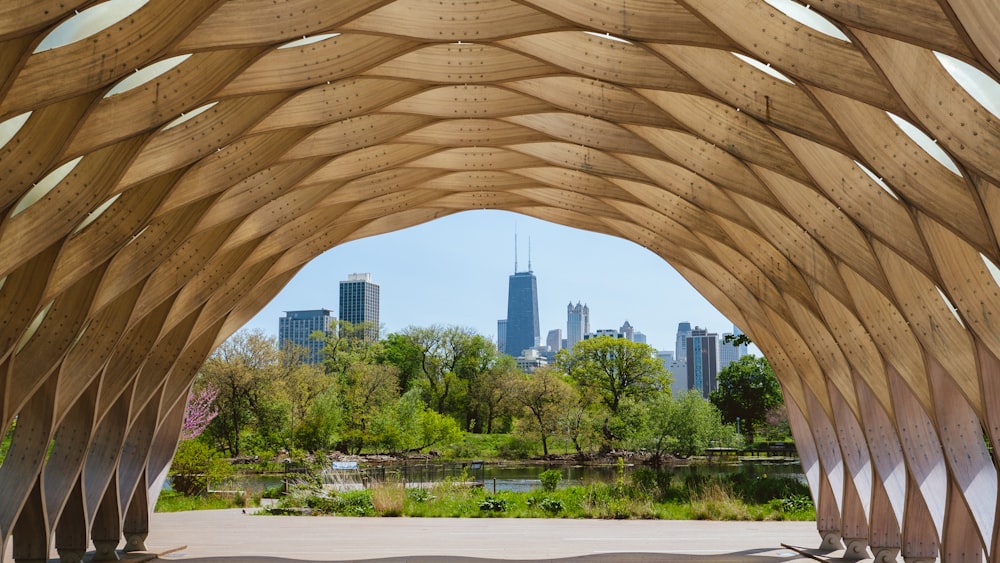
[261,461,813,521]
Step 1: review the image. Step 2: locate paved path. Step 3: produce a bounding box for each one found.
[147,510,831,562]
[3,510,854,562]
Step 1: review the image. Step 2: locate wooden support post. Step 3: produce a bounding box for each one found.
[12,478,48,563]
[122,472,149,553]
[55,480,88,563]
[869,478,901,563]
[91,475,121,561]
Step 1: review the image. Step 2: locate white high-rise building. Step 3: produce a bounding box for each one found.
[657,351,687,396]
[566,302,590,349]
[546,328,563,352]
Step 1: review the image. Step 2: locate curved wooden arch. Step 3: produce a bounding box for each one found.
[0,1,999,560]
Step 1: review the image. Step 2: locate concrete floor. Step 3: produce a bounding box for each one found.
[3,510,859,562]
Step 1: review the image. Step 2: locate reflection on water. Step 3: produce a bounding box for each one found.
[477,461,804,492]
[171,459,805,495]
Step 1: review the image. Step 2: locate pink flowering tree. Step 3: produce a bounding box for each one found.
[181,384,219,441]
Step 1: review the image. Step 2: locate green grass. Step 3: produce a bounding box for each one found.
[437,433,579,460]
[155,490,245,512]
[267,477,814,521]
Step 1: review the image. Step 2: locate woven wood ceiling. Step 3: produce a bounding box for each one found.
[1,0,999,560]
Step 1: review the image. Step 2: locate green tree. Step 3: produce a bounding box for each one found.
[466,353,518,433]
[369,390,462,453]
[378,332,424,391]
[647,390,740,458]
[293,388,342,451]
[280,360,333,450]
[709,355,782,443]
[168,439,235,495]
[511,367,575,456]
[400,325,484,416]
[557,389,602,454]
[338,362,400,453]
[555,336,669,415]
[320,320,381,377]
[198,329,292,457]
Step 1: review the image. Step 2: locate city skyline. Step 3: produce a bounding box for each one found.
[245,210,748,353]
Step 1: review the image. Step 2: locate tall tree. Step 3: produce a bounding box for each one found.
[401,325,482,416]
[511,367,575,456]
[709,355,782,443]
[280,361,332,450]
[467,354,518,433]
[338,362,400,454]
[320,320,381,376]
[555,336,669,415]
[198,329,291,457]
[378,332,424,390]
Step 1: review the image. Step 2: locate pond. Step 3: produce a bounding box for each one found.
[477,461,804,492]
[171,459,805,495]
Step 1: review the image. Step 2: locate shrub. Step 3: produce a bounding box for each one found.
[261,485,284,499]
[539,469,562,492]
[479,496,509,512]
[630,467,676,501]
[770,494,814,514]
[497,435,535,459]
[305,490,375,516]
[539,497,564,513]
[169,440,233,496]
[407,488,434,503]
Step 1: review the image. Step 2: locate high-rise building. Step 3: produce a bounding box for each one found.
[675,322,692,362]
[634,331,647,344]
[566,301,590,349]
[505,270,539,356]
[686,326,719,399]
[546,328,563,352]
[279,309,335,364]
[657,351,687,397]
[719,326,748,371]
[586,328,623,339]
[339,273,380,341]
[619,320,635,342]
[497,319,507,354]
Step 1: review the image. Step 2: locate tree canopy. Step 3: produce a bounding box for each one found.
[709,355,783,443]
[186,326,747,461]
[555,336,669,414]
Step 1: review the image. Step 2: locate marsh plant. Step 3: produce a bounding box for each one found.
[371,482,405,516]
[263,464,812,521]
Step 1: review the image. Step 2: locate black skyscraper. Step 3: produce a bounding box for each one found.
[505,270,539,357]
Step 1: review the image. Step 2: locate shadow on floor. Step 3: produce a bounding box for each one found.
[119,547,838,563]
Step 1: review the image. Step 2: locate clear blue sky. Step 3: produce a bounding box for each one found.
[242,210,742,353]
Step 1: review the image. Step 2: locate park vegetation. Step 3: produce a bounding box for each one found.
[250,461,813,522]
[158,324,797,518]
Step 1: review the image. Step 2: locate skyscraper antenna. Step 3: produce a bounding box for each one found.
[528,237,532,271]
[514,225,518,273]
